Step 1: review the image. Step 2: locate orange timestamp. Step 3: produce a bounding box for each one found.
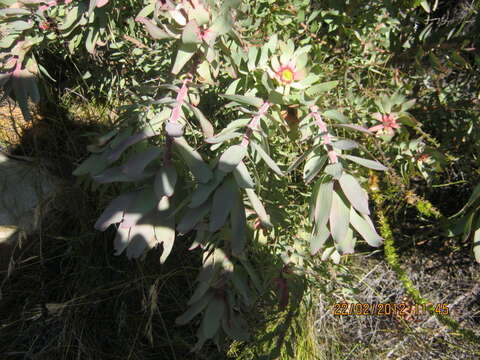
[332,302,449,316]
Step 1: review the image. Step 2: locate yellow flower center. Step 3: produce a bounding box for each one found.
[280,68,294,83]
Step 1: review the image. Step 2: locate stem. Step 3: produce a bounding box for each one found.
[372,191,480,344]
[241,101,270,147]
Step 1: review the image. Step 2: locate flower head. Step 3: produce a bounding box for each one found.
[369,113,400,136]
[268,57,303,86]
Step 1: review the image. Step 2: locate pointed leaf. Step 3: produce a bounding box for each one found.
[173,136,213,183]
[350,207,383,247]
[331,123,373,134]
[154,164,177,198]
[231,191,247,256]
[121,147,162,177]
[210,176,237,232]
[190,170,226,208]
[182,20,201,45]
[218,145,248,173]
[332,139,358,150]
[322,110,348,123]
[126,223,156,259]
[205,132,242,144]
[172,43,197,74]
[186,104,214,138]
[176,291,214,325]
[343,155,387,171]
[303,155,327,184]
[95,192,136,231]
[329,190,350,247]
[339,173,370,215]
[233,161,254,189]
[310,224,330,255]
[201,295,225,339]
[106,128,156,162]
[220,94,263,108]
[245,188,272,227]
[250,141,283,176]
[314,179,334,227]
[122,188,158,228]
[136,17,172,40]
[177,201,211,234]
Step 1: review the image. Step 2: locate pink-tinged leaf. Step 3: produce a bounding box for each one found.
[349,207,383,247]
[230,190,247,257]
[331,123,373,134]
[329,190,350,248]
[154,165,177,198]
[136,17,172,40]
[219,145,248,173]
[106,128,156,162]
[338,173,370,215]
[220,94,264,108]
[96,0,108,7]
[310,224,330,255]
[165,122,184,137]
[343,155,387,171]
[210,176,237,232]
[94,192,136,231]
[121,147,162,177]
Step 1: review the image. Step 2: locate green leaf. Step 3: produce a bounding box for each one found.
[201,295,225,339]
[336,227,355,255]
[310,224,330,255]
[324,163,343,179]
[173,136,213,183]
[329,190,350,250]
[343,155,387,171]
[338,173,370,215]
[94,192,136,231]
[182,20,201,45]
[220,94,263,108]
[474,228,480,263]
[121,147,162,178]
[9,20,33,31]
[177,201,211,234]
[250,141,283,176]
[188,282,210,305]
[205,132,242,144]
[350,208,383,247]
[332,139,358,150]
[231,269,252,305]
[331,123,372,134]
[222,311,249,341]
[154,165,177,198]
[218,145,248,173]
[322,109,348,123]
[314,179,333,228]
[188,104,214,138]
[190,170,226,208]
[122,188,158,228]
[73,154,109,176]
[210,176,237,232]
[245,188,272,227]
[303,155,327,184]
[230,191,247,256]
[233,161,254,189]
[176,291,214,325]
[172,43,197,75]
[157,216,176,264]
[305,81,339,96]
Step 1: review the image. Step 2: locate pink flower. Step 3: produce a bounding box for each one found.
[39,21,50,30]
[268,58,301,85]
[369,113,400,136]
